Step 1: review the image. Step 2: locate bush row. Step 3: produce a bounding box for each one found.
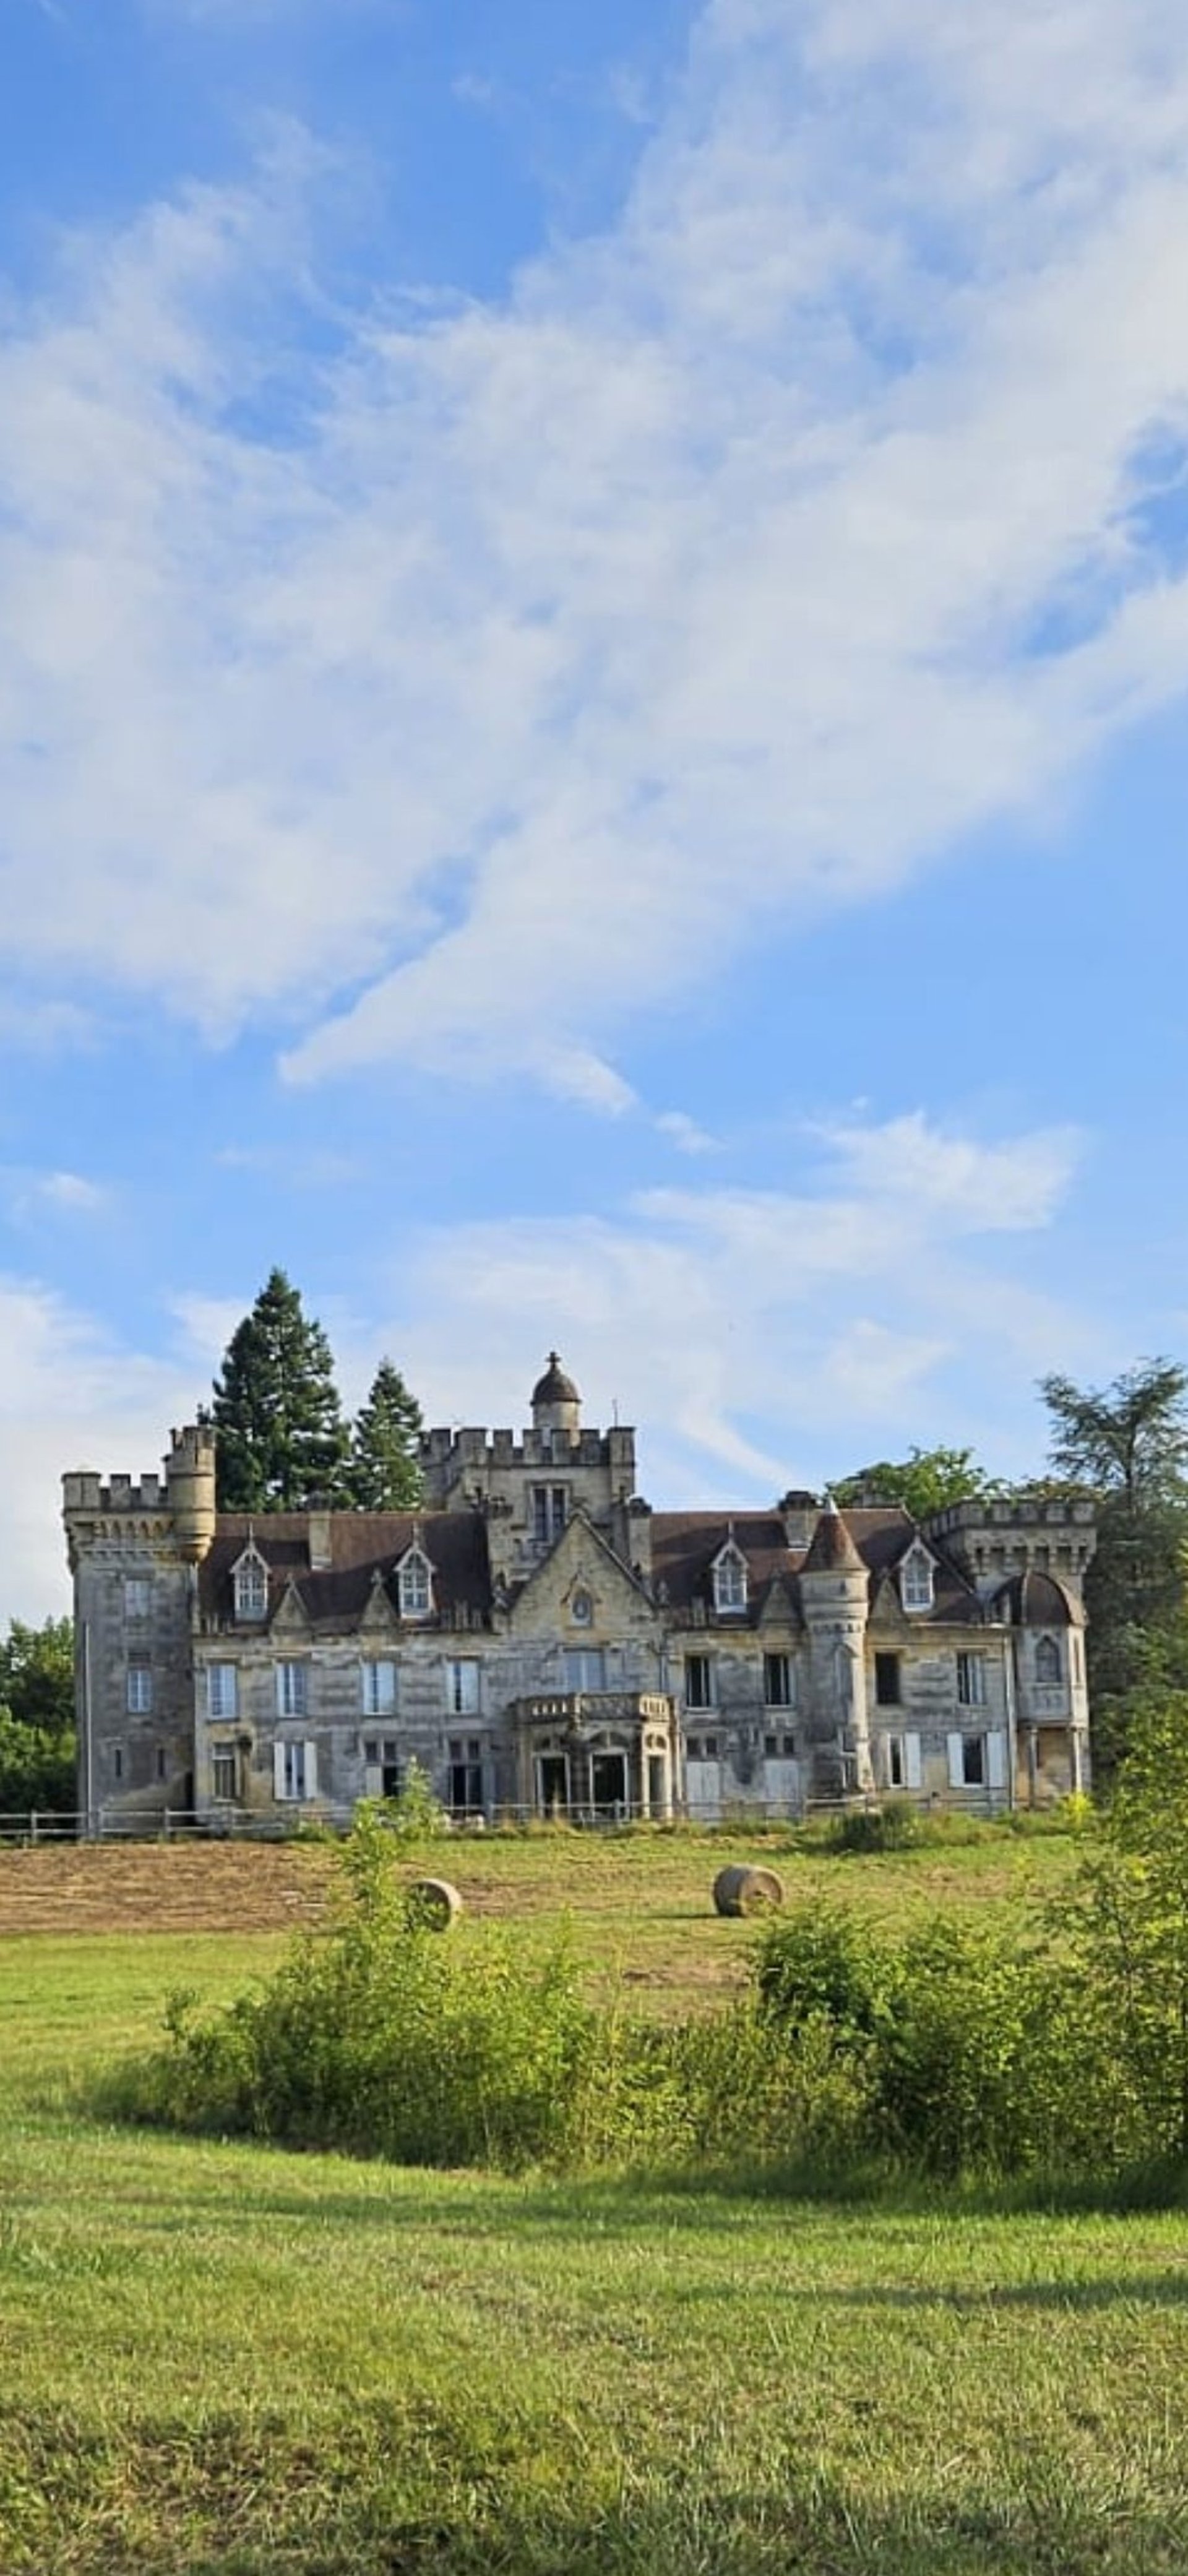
[100,1786,1188,2186]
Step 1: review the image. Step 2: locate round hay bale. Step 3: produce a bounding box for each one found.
[712,1863,785,1918]
[405,1876,463,1932]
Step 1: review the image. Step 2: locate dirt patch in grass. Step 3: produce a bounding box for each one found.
[0,1842,337,1935]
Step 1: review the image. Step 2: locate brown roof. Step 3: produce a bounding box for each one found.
[650,1504,983,1627]
[802,1506,866,1575]
[199,1511,491,1632]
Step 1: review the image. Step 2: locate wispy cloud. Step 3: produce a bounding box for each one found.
[381,1111,1098,1499]
[2,0,1188,1101]
[2,1167,111,1222]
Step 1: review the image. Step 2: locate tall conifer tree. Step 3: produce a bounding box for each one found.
[350,1359,424,1509]
[212,1269,350,1510]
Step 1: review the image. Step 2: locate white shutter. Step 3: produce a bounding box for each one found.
[947,1732,965,1788]
[905,1733,923,1791]
[273,1741,287,1801]
[304,1741,317,1799]
[986,1730,1006,1791]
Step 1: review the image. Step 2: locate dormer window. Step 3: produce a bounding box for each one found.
[397,1543,434,1621]
[233,1545,269,1622]
[900,1544,934,1614]
[712,1540,748,1616]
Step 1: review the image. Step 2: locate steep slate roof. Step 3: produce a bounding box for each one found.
[802,1505,866,1574]
[650,1513,796,1621]
[198,1512,492,1632]
[650,1506,984,1626]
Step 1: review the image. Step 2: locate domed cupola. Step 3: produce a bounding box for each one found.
[531,1352,582,1441]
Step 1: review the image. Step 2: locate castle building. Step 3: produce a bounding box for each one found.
[62,1359,1095,1832]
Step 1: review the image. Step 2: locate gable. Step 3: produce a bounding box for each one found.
[506,1510,656,1639]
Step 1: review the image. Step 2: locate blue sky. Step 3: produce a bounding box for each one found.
[4,0,1188,1618]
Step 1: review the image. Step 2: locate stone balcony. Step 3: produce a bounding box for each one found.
[512,1691,674,1733]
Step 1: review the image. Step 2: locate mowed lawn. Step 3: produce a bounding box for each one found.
[2,1830,1188,2574]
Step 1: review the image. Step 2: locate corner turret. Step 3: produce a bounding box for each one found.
[165,1424,217,1565]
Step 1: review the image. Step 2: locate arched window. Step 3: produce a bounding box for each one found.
[233,1546,268,1622]
[712,1541,748,1614]
[900,1546,934,1614]
[1036,1634,1062,1684]
[397,1544,434,1621]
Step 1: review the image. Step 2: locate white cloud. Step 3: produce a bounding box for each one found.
[655,1109,718,1155]
[1,1,1188,1094]
[816,1113,1083,1231]
[2,1167,112,1223]
[0,1280,198,1622]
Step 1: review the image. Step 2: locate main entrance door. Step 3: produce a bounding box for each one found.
[590,1751,628,1817]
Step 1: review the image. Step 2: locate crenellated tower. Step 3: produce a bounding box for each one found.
[62,1425,215,1825]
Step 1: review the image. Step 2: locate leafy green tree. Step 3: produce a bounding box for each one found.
[350,1358,424,1509]
[0,1618,75,1812]
[1040,1360,1188,1506]
[1064,1689,1188,2160]
[1039,1361,1188,1771]
[212,1269,350,1512]
[830,1445,1001,1520]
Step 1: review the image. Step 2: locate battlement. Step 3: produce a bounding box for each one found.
[62,1470,170,1515]
[420,1421,637,1506]
[62,1422,217,1565]
[926,1494,1096,1600]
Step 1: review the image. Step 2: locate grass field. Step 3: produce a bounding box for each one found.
[2,1829,1188,2574]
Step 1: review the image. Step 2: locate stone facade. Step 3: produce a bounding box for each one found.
[63,1362,1095,1831]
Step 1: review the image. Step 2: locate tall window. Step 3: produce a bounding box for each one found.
[900,1547,934,1614]
[212,1744,238,1803]
[207,1665,238,1721]
[449,1739,485,1815]
[126,1662,152,1715]
[124,1577,151,1621]
[1036,1635,1062,1684]
[274,1740,315,1801]
[275,1660,308,1719]
[444,1658,480,1717]
[957,1652,986,1707]
[233,1551,268,1621]
[684,1653,715,1710]
[960,1734,986,1786]
[397,1549,433,1620]
[532,1487,568,1545]
[763,1653,793,1708]
[712,1544,747,1614]
[361,1659,397,1717]
[874,1652,902,1707]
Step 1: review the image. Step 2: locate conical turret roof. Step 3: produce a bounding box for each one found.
[801,1498,866,1574]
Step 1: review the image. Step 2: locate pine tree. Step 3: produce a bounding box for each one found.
[350,1358,424,1509]
[212,1269,350,1511]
